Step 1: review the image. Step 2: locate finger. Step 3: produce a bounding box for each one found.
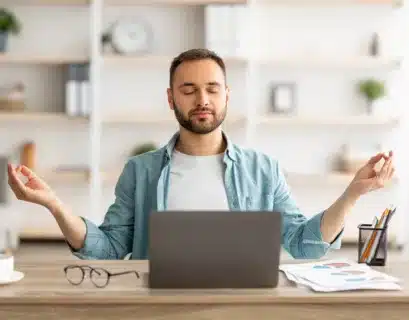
[378,157,391,181]
[388,167,395,180]
[19,165,37,180]
[386,163,395,180]
[367,153,387,165]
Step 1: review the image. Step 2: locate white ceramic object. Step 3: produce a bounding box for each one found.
[0,254,14,281]
[110,18,152,55]
[0,271,24,285]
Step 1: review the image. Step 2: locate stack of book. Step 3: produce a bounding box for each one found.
[359,205,396,264]
[65,63,90,118]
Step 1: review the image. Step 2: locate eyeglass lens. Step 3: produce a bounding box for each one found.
[90,268,109,288]
[65,266,110,288]
[65,266,85,285]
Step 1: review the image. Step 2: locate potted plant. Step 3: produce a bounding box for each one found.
[130,143,157,157]
[0,8,21,52]
[358,79,386,114]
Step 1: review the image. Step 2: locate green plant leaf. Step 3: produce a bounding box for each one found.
[0,8,21,35]
[358,79,386,102]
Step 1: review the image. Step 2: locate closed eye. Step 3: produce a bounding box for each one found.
[208,87,219,94]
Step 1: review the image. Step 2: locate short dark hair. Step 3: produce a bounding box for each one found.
[169,48,226,88]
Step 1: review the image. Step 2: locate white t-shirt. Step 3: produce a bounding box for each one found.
[167,149,230,210]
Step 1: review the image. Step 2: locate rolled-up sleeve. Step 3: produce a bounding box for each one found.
[69,159,136,260]
[273,162,343,259]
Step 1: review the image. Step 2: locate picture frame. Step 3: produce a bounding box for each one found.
[271,83,297,114]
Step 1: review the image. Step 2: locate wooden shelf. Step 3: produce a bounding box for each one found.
[257,0,401,6]
[5,0,248,5]
[285,171,398,187]
[103,55,400,69]
[0,112,88,123]
[20,226,64,241]
[39,168,118,185]
[0,54,396,69]
[0,54,89,65]
[1,0,89,5]
[103,54,247,65]
[39,168,90,185]
[103,0,248,4]
[257,56,401,69]
[102,113,247,125]
[257,114,401,126]
[3,0,400,5]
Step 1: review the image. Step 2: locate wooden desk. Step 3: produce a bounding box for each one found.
[0,260,408,320]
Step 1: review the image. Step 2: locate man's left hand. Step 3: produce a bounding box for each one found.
[345,151,395,199]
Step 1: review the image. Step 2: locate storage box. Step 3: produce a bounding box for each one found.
[0,98,25,112]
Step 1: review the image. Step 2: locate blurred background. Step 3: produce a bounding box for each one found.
[0,0,408,260]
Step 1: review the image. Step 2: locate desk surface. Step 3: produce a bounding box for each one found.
[0,260,407,305]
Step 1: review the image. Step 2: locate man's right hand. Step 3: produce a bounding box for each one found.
[8,163,87,250]
[7,163,60,210]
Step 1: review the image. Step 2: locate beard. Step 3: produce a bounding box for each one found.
[172,100,227,135]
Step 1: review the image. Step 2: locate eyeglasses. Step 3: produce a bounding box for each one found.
[64,265,140,288]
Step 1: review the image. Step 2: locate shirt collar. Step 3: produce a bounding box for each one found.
[165,130,237,162]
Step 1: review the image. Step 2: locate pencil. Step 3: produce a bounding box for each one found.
[359,206,391,263]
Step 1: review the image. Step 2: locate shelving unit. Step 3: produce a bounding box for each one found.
[0,0,90,5]
[0,112,88,123]
[257,114,401,126]
[0,54,89,65]
[285,171,399,187]
[102,54,248,65]
[256,56,401,70]
[97,167,398,188]
[257,0,402,5]
[4,0,248,5]
[101,112,246,125]
[20,226,63,241]
[0,0,406,249]
[3,0,400,5]
[30,165,402,190]
[102,54,400,70]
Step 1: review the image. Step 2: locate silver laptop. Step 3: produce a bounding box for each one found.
[148,210,281,289]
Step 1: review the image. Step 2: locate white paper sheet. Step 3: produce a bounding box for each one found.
[279,259,403,292]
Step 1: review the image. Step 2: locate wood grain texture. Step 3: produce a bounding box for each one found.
[0,260,408,319]
[0,304,408,320]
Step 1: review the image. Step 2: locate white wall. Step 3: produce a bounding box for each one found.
[0,2,406,245]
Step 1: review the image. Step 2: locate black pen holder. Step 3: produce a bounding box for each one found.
[358,223,388,266]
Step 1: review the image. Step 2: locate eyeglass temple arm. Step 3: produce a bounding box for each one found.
[110,271,140,278]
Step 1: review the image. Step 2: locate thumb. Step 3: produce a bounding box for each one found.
[8,165,32,199]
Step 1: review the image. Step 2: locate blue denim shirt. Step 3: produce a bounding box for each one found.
[71,131,343,260]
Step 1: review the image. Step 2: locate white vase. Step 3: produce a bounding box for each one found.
[0,32,7,52]
[370,98,389,116]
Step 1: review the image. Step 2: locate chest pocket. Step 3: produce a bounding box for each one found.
[245,193,275,211]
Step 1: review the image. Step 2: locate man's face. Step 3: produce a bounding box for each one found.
[167,59,229,135]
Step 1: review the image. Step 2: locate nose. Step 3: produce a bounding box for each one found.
[196,90,209,108]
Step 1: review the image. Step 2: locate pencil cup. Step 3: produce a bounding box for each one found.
[358,223,388,266]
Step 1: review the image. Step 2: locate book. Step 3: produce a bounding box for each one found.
[65,63,90,117]
[65,64,80,117]
[79,63,90,117]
